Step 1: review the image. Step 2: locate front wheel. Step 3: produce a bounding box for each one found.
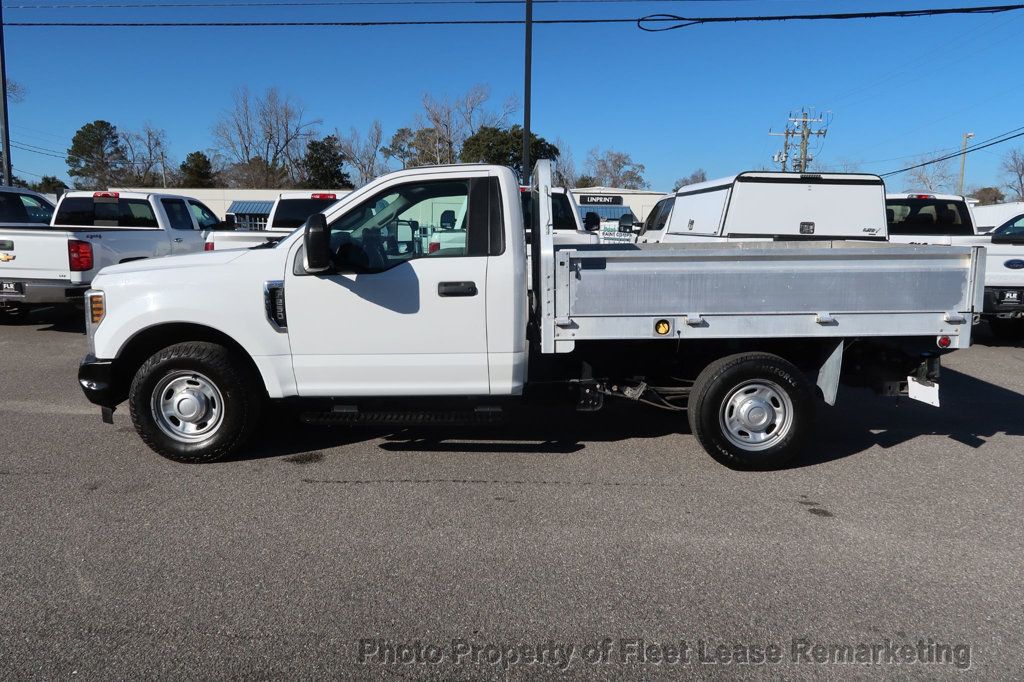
[688,352,814,470]
[129,342,263,463]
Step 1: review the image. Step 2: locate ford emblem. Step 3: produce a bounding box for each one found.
[1006,259,1024,270]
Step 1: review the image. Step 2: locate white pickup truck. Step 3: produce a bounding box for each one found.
[886,193,1024,339]
[637,172,887,244]
[0,190,229,316]
[205,191,346,251]
[78,161,984,470]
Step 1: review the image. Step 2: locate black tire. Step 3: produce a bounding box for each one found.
[687,352,814,470]
[989,317,1024,341]
[129,341,263,463]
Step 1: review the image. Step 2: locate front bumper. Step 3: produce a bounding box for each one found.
[78,354,117,412]
[983,287,1024,316]
[0,279,88,305]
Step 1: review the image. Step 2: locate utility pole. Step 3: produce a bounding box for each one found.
[769,126,792,171]
[957,131,974,195]
[521,0,533,184]
[0,3,12,186]
[769,109,828,173]
[160,151,168,188]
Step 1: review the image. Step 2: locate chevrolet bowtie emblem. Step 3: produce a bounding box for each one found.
[0,253,15,263]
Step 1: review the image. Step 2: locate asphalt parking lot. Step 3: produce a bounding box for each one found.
[1,309,1022,678]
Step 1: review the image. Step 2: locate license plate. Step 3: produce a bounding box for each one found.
[1,281,24,295]
[1001,290,1021,303]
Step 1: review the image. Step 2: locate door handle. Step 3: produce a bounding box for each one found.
[173,238,184,243]
[438,281,478,297]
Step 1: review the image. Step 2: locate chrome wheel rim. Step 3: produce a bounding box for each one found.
[719,380,793,452]
[150,370,225,443]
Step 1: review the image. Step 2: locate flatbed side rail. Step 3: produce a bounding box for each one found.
[549,242,981,352]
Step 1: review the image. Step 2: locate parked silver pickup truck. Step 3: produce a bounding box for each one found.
[0,190,229,317]
[79,161,985,470]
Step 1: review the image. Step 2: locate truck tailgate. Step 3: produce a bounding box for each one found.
[0,230,73,281]
[545,241,984,350]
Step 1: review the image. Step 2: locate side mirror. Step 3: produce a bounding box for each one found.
[220,214,236,231]
[618,214,635,233]
[303,213,332,273]
[584,211,600,231]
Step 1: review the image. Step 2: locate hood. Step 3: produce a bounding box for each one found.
[98,249,247,276]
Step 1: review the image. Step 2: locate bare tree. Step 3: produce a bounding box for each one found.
[415,84,519,166]
[457,84,518,136]
[212,86,319,188]
[673,169,707,190]
[339,120,386,186]
[121,124,171,187]
[6,80,27,104]
[552,137,577,187]
[585,148,649,189]
[1002,148,1024,201]
[903,156,954,194]
[419,94,460,165]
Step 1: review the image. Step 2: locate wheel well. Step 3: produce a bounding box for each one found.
[112,323,265,403]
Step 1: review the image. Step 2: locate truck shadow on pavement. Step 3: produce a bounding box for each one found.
[798,367,1024,467]
[244,366,1024,469]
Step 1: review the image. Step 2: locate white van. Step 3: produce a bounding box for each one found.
[639,172,888,244]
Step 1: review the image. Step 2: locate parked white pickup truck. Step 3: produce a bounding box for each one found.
[886,193,1024,339]
[78,161,984,470]
[637,172,887,244]
[205,191,345,251]
[0,190,228,316]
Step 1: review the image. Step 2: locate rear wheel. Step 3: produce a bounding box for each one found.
[989,317,1024,341]
[688,352,814,470]
[129,341,262,463]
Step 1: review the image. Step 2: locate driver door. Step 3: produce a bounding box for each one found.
[284,170,497,396]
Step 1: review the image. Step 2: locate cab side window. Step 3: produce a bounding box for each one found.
[18,194,53,224]
[328,179,471,272]
[161,199,195,231]
[188,200,221,230]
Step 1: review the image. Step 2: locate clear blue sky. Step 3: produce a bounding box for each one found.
[5,0,1023,192]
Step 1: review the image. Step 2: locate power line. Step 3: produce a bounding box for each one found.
[4,0,783,7]
[637,4,1024,31]
[880,126,1024,178]
[8,4,1024,27]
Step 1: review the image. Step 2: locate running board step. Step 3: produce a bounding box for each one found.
[300,406,504,426]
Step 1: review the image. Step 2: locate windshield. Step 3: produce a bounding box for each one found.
[578,205,637,223]
[272,198,339,229]
[886,198,974,236]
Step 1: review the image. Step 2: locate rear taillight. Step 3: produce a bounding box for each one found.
[68,240,93,271]
[204,242,215,251]
[428,241,440,254]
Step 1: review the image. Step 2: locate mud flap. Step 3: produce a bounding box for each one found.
[816,340,843,406]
